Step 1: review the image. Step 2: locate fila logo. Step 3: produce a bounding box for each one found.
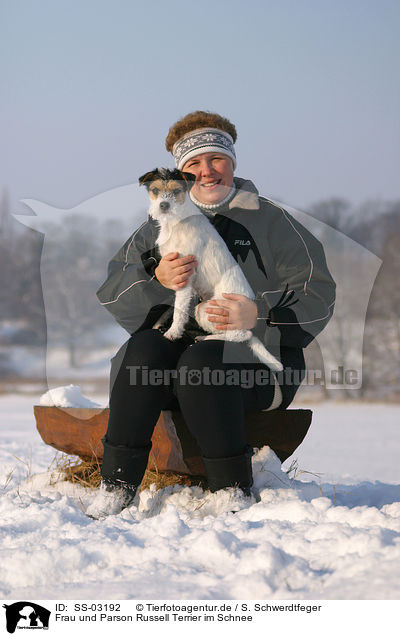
[234,239,251,246]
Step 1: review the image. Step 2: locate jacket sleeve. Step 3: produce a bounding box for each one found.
[96,220,174,335]
[255,203,336,348]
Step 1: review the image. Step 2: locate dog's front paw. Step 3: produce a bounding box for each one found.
[163,328,182,341]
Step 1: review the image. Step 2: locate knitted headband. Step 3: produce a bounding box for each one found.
[172,127,237,170]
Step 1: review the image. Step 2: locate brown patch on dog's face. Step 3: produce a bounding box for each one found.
[147,179,164,201]
[165,180,186,204]
[148,179,186,205]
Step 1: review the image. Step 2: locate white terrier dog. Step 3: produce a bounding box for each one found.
[139,168,283,372]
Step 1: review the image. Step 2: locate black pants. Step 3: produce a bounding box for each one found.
[106,328,284,459]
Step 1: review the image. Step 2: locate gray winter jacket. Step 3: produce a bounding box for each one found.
[96,178,336,359]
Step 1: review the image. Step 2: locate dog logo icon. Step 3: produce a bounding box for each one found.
[2,602,51,633]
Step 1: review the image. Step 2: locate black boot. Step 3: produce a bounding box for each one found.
[201,445,254,495]
[86,438,151,519]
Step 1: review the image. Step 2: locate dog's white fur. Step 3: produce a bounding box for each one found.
[147,178,283,372]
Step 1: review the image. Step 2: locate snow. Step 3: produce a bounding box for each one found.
[0,393,399,600]
[39,384,101,408]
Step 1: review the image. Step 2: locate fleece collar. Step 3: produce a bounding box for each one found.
[229,177,260,210]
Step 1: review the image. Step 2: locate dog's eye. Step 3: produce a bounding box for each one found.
[173,188,183,196]
[150,187,159,196]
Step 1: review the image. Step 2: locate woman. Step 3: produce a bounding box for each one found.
[86,111,336,519]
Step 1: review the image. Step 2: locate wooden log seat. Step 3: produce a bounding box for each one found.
[34,406,312,477]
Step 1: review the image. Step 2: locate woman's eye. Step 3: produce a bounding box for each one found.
[151,187,159,195]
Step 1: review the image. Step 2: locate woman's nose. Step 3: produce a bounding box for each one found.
[200,161,214,176]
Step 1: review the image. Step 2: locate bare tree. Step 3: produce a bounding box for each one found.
[310,197,352,233]
[41,214,108,367]
[363,226,400,397]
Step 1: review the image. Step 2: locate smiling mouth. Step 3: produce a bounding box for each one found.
[201,180,222,188]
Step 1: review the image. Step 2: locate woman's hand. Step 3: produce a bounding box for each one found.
[155,252,197,291]
[204,293,258,330]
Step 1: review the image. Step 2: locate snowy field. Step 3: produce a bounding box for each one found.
[0,392,399,601]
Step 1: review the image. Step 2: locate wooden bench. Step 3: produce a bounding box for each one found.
[34,406,312,477]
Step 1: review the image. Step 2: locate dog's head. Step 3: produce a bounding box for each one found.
[139,168,195,221]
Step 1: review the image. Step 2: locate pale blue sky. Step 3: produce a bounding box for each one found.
[1,0,399,216]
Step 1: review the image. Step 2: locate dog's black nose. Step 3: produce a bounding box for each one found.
[159,201,170,211]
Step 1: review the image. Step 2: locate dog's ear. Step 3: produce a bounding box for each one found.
[138,169,158,187]
[181,171,196,190]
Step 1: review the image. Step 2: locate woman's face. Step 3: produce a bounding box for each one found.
[182,152,234,205]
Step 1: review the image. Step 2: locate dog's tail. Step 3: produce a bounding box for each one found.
[248,336,283,372]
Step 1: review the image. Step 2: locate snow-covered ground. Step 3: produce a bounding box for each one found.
[0,393,399,600]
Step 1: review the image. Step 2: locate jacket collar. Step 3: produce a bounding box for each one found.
[229,177,260,210]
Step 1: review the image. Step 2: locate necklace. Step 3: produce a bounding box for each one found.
[190,184,236,212]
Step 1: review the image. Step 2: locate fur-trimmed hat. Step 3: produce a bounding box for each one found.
[166,111,237,170]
